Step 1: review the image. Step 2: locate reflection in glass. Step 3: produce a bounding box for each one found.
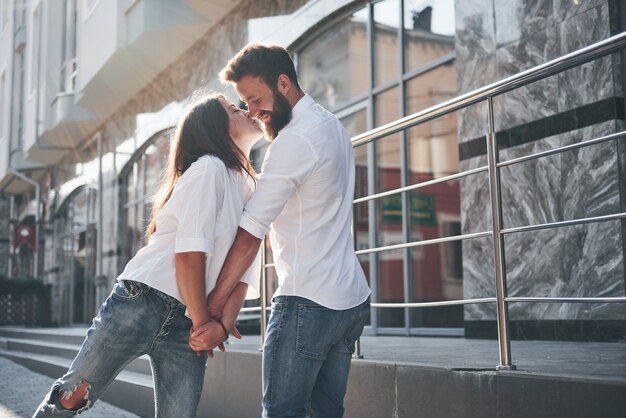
[341,108,368,200]
[298,7,369,111]
[122,133,170,264]
[375,86,401,194]
[374,0,400,86]
[403,0,455,73]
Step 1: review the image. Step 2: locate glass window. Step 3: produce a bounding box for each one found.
[29,6,40,93]
[295,0,460,333]
[0,72,4,139]
[298,7,369,111]
[121,132,169,263]
[374,0,400,86]
[60,0,78,92]
[375,86,401,193]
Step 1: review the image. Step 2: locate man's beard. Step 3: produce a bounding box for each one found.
[260,90,292,140]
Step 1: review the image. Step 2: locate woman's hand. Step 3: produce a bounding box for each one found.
[189,321,242,357]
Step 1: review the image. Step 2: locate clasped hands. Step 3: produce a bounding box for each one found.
[188,311,241,358]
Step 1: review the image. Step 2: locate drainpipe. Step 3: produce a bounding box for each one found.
[8,195,15,277]
[95,132,107,307]
[8,168,40,279]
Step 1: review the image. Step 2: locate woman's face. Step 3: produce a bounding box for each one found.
[221,99,263,152]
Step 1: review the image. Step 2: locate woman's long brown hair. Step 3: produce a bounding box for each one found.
[146,91,256,239]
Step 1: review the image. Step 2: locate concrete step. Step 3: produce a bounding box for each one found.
[0,348,154,417]
[1,337,153,375]
[0,328,155,417]
[0,327,88,345]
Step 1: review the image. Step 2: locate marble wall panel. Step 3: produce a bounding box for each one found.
[493,29,560,132]
[462,121,626,320]
[494,0,555,47]
[456,56,494,141]
[553,0,606,23]
[454,0,496,66]
[557,3,613,113]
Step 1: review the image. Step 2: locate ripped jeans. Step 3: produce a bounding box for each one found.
[32,280,207,418]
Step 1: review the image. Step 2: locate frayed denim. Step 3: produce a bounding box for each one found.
[33,281,207,418]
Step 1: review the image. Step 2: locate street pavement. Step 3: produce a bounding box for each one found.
[0,357,140,418]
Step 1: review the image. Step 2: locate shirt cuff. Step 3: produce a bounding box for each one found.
[174,237,214,254]
[239,214,268,240]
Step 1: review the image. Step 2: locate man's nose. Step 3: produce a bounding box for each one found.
[247,104,260,118]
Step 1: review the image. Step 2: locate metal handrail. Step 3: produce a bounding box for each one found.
[501,212,626,235]
[353,166,487,204]
[355,231,491,256]
[371,298,496,308]
[498,130,626,168]
[506,297,626,303]
[252,32,626,368]
[351,31,626,147]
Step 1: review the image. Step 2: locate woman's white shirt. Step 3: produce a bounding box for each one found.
[117,155,260,303]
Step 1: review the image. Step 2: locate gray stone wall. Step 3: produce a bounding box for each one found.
[455,0,626,321]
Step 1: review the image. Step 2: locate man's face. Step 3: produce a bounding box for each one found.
[234,75,292,140]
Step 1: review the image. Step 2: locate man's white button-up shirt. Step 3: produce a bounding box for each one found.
[240,95,370,310]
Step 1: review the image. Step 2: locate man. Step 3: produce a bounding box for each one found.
[204,43,370,418]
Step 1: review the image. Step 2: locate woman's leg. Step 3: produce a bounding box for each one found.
[147,291,208,418]
[32,281,156,417]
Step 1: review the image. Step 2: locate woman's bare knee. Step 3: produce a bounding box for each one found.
[59,381,90,410]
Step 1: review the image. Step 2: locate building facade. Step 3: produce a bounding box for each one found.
[0,0,624,338]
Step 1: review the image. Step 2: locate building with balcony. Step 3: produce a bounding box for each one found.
[0,0,623,342]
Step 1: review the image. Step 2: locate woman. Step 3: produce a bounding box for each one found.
[33,91,263,418]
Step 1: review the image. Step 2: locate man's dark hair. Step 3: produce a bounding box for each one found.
[220,43,302,90]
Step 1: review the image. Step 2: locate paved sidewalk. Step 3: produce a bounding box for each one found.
[0,357,140,418]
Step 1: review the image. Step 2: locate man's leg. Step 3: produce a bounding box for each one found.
[310,299,370,418]
[262,296,328,418]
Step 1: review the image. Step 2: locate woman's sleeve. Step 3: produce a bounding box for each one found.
[172,160,224,255]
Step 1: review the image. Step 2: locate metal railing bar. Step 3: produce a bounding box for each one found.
[353,165,488,204]
[240,296,626,313]
[240,307,261,313]
[370,298,496,308]
[264,263,275,269]
[506,297,626,303]
[501,212,626,235]
[498,131,626,168]
[351,32,626,148]
[355,231,491,256]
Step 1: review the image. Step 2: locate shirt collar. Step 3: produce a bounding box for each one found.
[291,94,314,119]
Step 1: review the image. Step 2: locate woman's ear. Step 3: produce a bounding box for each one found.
[276,74,291,95]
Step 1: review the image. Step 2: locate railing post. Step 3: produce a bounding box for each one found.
[485,96,516,371]
[259,238,268,351]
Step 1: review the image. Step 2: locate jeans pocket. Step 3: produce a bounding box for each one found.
[111,280,142,300]
[296,305,335,360]
[343,302,370,353]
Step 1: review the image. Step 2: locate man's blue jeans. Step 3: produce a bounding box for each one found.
[262,295,370,418]
[32,280,207,418]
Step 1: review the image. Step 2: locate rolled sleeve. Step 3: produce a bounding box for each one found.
[239,132,317,237]
[173,159,224,254]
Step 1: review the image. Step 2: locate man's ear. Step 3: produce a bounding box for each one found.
[276,74,291,95]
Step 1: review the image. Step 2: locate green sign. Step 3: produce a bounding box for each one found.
[381,194,437,226]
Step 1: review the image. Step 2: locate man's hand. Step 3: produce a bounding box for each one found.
[188,321,242,357]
